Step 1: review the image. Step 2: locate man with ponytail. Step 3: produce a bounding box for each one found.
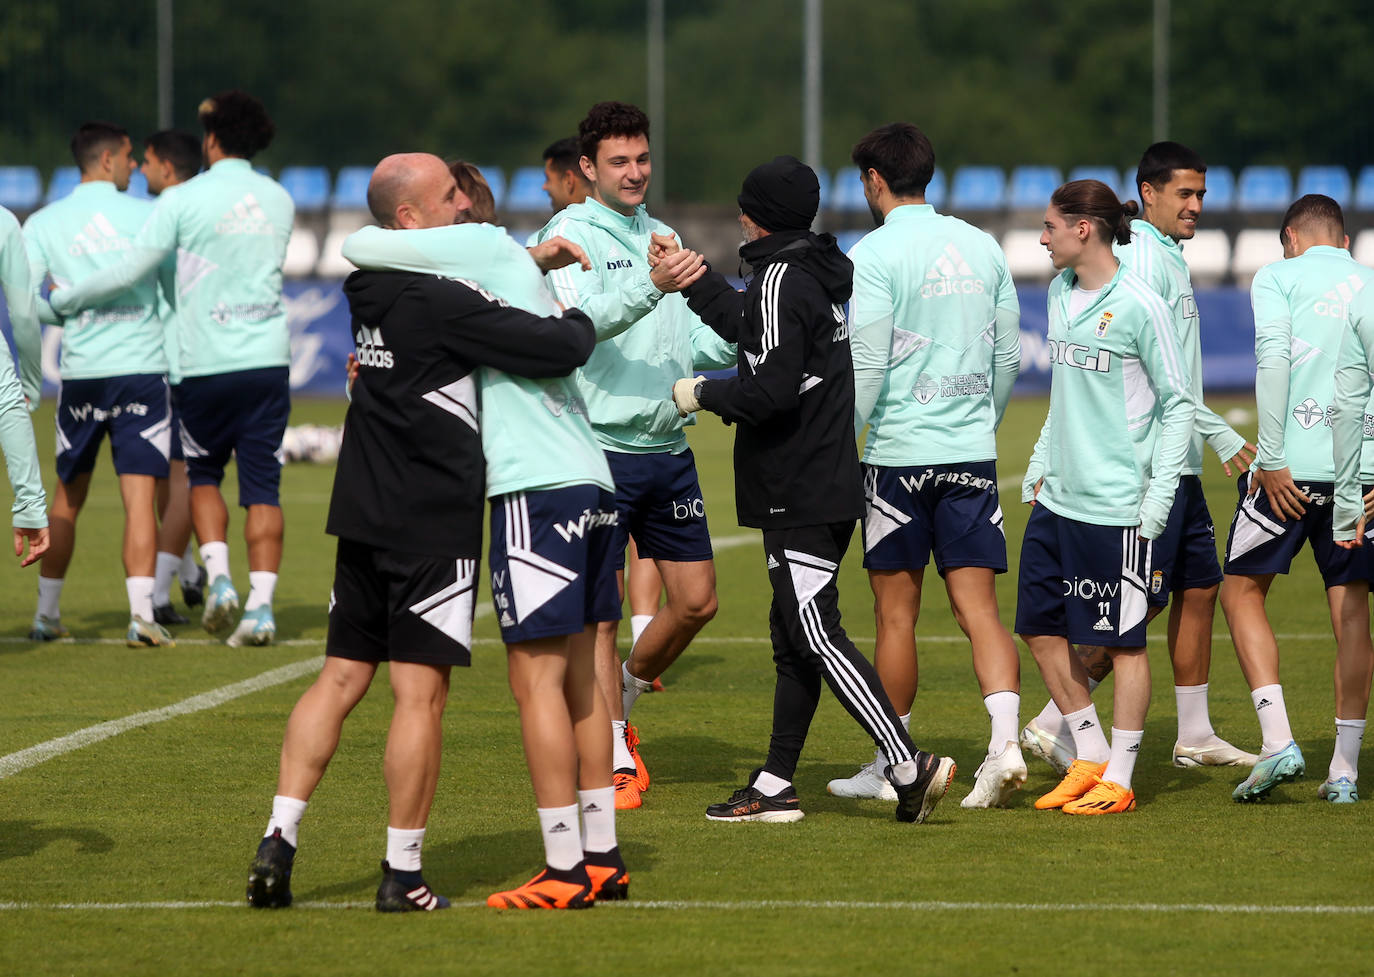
[1018,180,1196,814]
[1021,143,1258,775]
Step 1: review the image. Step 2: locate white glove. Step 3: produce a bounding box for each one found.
[672,376,705,417]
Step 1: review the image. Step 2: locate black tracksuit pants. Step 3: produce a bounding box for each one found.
[760,521,917,781]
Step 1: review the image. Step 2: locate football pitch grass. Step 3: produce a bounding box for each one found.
[0,395,1369,976]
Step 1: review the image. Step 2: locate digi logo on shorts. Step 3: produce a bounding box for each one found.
[672,497,705,520]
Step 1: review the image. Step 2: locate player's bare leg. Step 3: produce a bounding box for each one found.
[29,474,90,640]
[277,656,378,800]
[384,662,451,829]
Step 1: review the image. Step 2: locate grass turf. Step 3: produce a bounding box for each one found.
[0,395,1370,976]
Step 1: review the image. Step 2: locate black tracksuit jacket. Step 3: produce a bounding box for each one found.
[683,230,864,530]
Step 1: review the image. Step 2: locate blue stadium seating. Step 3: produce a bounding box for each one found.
[829,165,866,212]
[1356,166,1374,211]
[331,166,373,210]
[505,165,550,212]
[1237,166,1292,211]
[949,166,1006,210]
[1295,165,1352,206]
[476,166,505,209]
[46,167,80,202]
[1008,166,1062,210]
[279,166,331,212]
[1068,166,1125,200]
[926,167,946,209]
[1203,166,1235,211]
[0,166,42,211]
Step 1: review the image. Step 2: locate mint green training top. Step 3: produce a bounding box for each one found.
[1332,276,1374,540]
[1250,245,1374,486]
[23,182,168,380]
[342,222,612,497]
[1022,264,1196,539]
[0,206,42,407]
[0,208,46,528]
[539,198,736,454]
[1115,219,1247,475]
[48,159,293,379]
[849,204,1020,464]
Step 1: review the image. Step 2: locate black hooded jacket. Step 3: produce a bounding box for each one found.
[329,270,595,556]
[683,230,864,529]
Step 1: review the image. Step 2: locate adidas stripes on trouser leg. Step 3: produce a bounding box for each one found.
[760,522,916,782]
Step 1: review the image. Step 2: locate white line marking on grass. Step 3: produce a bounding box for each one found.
[0,657,324,780]
[0,898,1370,915]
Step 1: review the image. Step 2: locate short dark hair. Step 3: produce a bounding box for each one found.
[71,122,129,172]
[449,160,497,224]
[198,90,275,159]
[850,122,935,198]
[1280,193,1344,244]
[144,130,202,181]
[1052,179,1138,246]
[1135,141,1207,197]
[543,137,582,176]
[578,101,649,163]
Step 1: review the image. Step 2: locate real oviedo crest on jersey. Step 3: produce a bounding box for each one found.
[1095,311,1113,338]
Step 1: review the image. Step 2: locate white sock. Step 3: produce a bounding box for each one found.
[246,571,277,611]
[537,803,583,870]
[386,826,425,872]
[180,542,199,580]
[984,690,1020,753]
[621,659,653,720]
[630,614,653,649]
[611,720,635,773]
[578,787,617,854]
[1064,703,1111,763]
[1331,719,1366,781]
[1175,684,1216,744]
[1252,684,1294,754]
[1102,727,1143,790]
[878,713,911,770]
[126,576,155,622]
[751,770,791,796]
[154,552,181,606]
[201,540,231,583]
[36,576,64,620]
[265,795,307,848]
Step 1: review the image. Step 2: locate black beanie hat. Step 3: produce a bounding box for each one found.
[737,155,819,232]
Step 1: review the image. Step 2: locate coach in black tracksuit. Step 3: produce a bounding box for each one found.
[671,156,956,824]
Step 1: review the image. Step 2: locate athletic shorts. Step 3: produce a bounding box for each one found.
[55,373,171,483]
[604,448,714,568]
[861,461,1006,575]
[489,484,622,644]
[326,537,478,667]
[1223,473,1373,587]
[167,384,184,463]
[177,366,290,507]
[1147,474,1224,606]
[1015,504,1155,647]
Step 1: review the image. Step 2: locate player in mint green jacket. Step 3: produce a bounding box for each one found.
[0,206,47,567]
[828,123,1026,810]
[1022,143,1257,774]
[22,122,174,647]
[534,102,735,810]
[49,92,293,649]
[1222,195,1374,805]
[1016,180,1196,816]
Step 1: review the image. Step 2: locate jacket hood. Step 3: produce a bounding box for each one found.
[344,269,412,320]
[740,230,853,304]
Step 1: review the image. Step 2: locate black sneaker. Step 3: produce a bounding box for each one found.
[376,860,450,912]
[181,565,208,608]
[153,603,189,626]
[246,828,294,908]
[585,846,629,901]
[705,775,804,823]
[888,753,958,823]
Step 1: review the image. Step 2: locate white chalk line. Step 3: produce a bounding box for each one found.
[0,897,1368,915]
